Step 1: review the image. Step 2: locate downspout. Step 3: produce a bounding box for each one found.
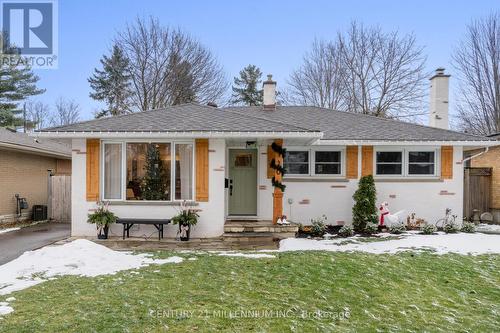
[462,147,489,164]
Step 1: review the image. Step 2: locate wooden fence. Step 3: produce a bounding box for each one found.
[50,175,71,222]
[464,167,492,219]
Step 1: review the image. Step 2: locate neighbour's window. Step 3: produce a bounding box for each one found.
[284,151,309,175]
[103,143,122,200]
[175,143,193,200]
[376,151,403,175]
[408,151,435,175]
[314,151,341,175]
[126,143,172,201]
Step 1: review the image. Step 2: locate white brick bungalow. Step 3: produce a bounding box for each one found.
[34,71,498,238]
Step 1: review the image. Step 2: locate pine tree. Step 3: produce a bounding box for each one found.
[88,44,132,118]
[230,64,263,106]
[0,35,45,128]
[352,175,378,232]
[141,144,168,200]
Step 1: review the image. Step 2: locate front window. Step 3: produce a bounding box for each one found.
[103,143,122,200]
[284,151,309,175]
[408,151,435,175]
[376,151,403,175]
[315,151,341,175]
[126,143,172,201]
[175,143,193,200]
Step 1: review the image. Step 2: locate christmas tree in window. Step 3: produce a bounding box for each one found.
[141,144,168,200]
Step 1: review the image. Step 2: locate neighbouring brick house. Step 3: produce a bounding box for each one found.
[471,132,500,222]
[0,128,71,223]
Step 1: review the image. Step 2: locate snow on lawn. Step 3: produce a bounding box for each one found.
[476,224,500,234]
[279,232,500,255]
[0,239,182,316]
[0,227,20,235]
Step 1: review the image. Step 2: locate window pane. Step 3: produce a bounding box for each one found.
[285,151,309,163]
[286,163,309,175]
[315,163,340,175]
[376,164,402,175]
[376,151,402,163]
[104,144,122,199]
[175,144,193,200]
[126,143,171,200]
[409,151,434,163]
[315,151,340,163]
[284,151,309,175]
[409,163,434,175]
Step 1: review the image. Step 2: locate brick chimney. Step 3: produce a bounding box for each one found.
[263,74,276,110]
[429,68,450,129]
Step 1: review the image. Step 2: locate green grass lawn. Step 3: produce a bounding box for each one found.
[0,251,499,332]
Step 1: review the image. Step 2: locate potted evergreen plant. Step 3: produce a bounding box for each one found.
[172,201,199,241]
[87,201,117,239]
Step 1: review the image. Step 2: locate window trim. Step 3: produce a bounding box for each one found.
[283,149,310,176]
[101,142,124,201]
[100,139,195,203]
[374,147,440,178]
[406,149,438,177]
[284,146,345,178]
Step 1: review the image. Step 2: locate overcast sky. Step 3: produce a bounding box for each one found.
[33,0,499,123]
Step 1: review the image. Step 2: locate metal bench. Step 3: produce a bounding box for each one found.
[116,218,171,241]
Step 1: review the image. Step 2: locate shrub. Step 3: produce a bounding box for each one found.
[352,175,377,232]
[389,223,406,234]
[338,225,354,237]
[461,222,476,233]
[443,222,460,234]
[421,224,437,235]
[364,222,379,235]
[310,215,327,237]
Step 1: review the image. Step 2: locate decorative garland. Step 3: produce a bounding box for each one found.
[270,142,287,192]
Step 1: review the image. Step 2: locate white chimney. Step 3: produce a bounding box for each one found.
[429,68,450,129]
[263,74,276,110]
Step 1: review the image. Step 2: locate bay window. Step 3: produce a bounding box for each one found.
[102,141,194,202]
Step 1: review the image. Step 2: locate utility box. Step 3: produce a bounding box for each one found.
[32,205,48,221]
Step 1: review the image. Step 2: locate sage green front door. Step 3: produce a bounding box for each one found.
[228,149,257,216]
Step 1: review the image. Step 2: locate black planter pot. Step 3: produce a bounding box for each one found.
[179,223,190,241]
[97,225,109,239]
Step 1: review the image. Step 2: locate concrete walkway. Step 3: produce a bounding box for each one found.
[0,222,70,265]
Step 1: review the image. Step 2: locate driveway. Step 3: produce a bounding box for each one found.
[0,222,70,265]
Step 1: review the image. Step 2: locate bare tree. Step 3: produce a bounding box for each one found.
[452,12,500,135]
[287,40,347,110]
[287,22,427,120]
[116,17,228,111]
[50,97,80,126]
[26,100,51,130]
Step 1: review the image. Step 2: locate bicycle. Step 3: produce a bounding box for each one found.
[435,208,458,230]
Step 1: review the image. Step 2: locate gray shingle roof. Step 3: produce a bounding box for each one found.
[223,106,491,141]
[0,127,70,158]
[38,103,492,142]
[39,103,314,133]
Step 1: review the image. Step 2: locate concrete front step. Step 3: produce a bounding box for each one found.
[224,222,298,234]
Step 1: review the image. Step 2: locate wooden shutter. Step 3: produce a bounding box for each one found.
[267,145,274,179]
[441,146,453,179]
[86,139,100,201]
[346,145,358,179]
[361,146,374,176]
[195,139,209,202]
